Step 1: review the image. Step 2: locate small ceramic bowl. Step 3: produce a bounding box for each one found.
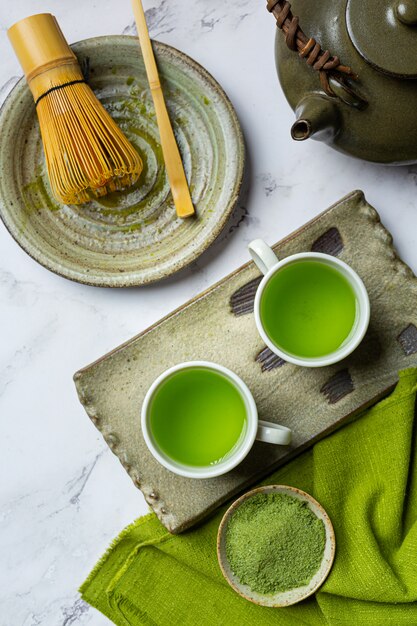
[217,485,335,607]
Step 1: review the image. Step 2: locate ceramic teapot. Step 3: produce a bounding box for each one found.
[269,0,417,164]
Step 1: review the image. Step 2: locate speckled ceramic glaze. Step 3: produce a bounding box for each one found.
[217,485,335,607]
[74,192,417,533]
[0,36,244,286]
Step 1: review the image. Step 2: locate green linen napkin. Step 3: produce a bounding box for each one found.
[80,368,417,625]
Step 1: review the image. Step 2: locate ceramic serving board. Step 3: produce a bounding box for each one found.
[0,36,244,287]
[74,191,417,533]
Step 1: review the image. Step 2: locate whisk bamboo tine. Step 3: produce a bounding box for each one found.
[131,0,195,219]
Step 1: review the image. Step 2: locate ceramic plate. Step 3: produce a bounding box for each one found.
[74,192,417,533]
[217,485,336,607]
[0,36,244,286]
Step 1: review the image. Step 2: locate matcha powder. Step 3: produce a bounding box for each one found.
[225,493,326,595]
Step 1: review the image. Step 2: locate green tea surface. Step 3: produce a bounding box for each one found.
[149,367,247,466]
[260,261,357,358]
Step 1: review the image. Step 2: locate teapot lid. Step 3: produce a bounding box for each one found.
[346,0,417,78]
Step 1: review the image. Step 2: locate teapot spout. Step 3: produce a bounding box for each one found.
[291,95,340,143]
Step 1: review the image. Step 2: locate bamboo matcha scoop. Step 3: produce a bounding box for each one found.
[131,0,195,219]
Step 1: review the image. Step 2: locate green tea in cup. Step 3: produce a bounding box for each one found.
[141,362,292,479]
[248,240,370,367]
[149,366,247,467]
[260,260,357,358]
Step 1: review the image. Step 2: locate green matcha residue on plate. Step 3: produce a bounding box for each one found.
[0,37,244,287]
[225,493,326,595]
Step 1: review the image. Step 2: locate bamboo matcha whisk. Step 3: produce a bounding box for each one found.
[8,14,143,205]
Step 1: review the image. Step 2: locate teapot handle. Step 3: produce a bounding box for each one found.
[267,0,367,107]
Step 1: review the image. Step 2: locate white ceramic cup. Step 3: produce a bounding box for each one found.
[248,239,370,368]
[141,361,292,479]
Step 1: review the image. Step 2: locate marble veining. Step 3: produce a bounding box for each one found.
[1,0,417,624]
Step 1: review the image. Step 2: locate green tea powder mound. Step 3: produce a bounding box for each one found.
[225,492,326,595]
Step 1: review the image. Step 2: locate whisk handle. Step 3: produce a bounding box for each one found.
[8,14,76,84]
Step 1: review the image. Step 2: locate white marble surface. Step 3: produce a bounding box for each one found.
[1,1,417,624]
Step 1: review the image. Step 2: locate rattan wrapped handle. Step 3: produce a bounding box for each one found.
[267,0,360,99]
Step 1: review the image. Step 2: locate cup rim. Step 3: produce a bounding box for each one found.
[253,252,370,368]
[141,361,258,479]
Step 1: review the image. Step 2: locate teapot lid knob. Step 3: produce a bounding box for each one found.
[396,1,417,25]
[346,0,417,77]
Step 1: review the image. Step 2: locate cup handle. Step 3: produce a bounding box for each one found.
[256,420,292,446]
[248,239,279,275]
